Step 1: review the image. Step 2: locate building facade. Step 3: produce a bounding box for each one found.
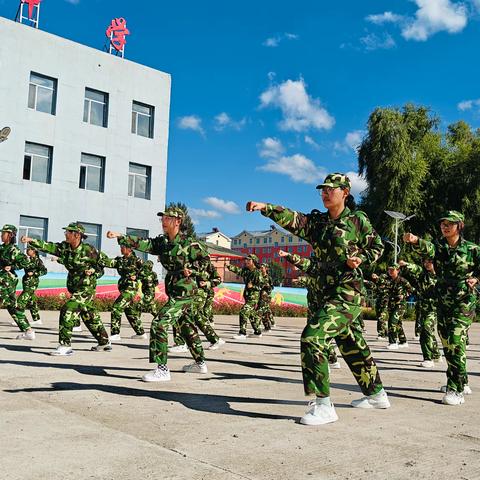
[230,226,313,285]
[0,17,171,272]
[197,228,231,249]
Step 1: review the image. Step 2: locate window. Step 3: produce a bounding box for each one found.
[274,242,278,247]
[249,238,252,244]
[23,142,52,184]
[126,228,149,260]
[128,163,151,199]
[255,238,259,244]
[243,243,247,248]
[83,88,108,127]
[132,101,154,138]
[79,153,105,192]
[281,236,285,243]
[263,238,267,244]
[81,222,102,250]
[289,236,293,243]
[269,237,272,244]
[18,216,48,253]
[28,72,57,115]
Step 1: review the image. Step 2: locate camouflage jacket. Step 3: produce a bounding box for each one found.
[30,239,104,294]
[22,255,48,289]
[0,243,30,286]
[103,252,142,292]
[138,267,158,297]
[385,275,412,307]
[198,260,221,294]
[414,237,480,298]
[227,264,264,300]
[401,262,436,304]
[262,205,383,291]
[261,272,274,296]
[119,233,209,299]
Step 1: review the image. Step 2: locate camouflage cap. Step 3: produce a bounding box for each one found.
[1,224,17,234]
[388,263,400,270]
[157,206,185,219]
[62,222,87,237]
[246,254,259,264]
[316,173,352,190]
[439,210,464,223]
[261,262,269,268]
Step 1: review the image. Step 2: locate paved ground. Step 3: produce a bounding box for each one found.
[1,312,479,480]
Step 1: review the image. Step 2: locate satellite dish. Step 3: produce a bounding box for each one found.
[0,126,11,143]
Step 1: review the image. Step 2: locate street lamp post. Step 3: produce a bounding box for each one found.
[384,210,416,264]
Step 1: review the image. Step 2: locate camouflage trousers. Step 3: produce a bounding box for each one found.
[301,291,383,398]
[150,296,204,365]
[141,291,158,317]
[0,279,30,331]
[239,292,262,335]
[436,298,475,393]
[418,306,441,361]
[111,289,144,336]
[414,301,422,337]
[59,290,109,346]
[258,292,275,330]
[17,287,40,322]
[173,290,219,346]
[388,304,407,345]
[375,298,388,337]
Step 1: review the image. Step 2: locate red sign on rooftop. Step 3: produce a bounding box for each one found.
[106,18,130,53]
[22,0,41,20]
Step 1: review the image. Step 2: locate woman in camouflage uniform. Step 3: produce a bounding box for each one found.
[258,263,275,331]
[404,211,479,405]
[247,173,390,425]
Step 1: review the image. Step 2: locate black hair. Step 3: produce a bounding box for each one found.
[344,192,357,211]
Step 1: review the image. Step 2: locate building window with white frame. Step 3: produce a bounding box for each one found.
[80,222,102,250]
[128,163,151,199]
[28,72,57,115]
[131,101,154,138]
[83,88,109,127]
[79,153,105,192]
[23,142,52,184]
[18,216,48,253]
[126,227,149,261]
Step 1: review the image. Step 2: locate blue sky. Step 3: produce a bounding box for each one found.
[2,0,480,236]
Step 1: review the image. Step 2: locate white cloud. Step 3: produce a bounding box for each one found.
[360,33,396,50]
[457,98,480,111]
[178,115,205,136]
[214,112,246,131]
[401,0,468,41]
[304,135,320,149]
[258,154,327,184]
[346,171,368,198]
[258,137,285,158]
[366,12,404,24]
[262,32,299,47]
[189,208,221,219]
[345,130,364,151]
[203,197,241,214]
[259,78,335,132]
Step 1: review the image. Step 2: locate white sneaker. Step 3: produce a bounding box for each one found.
[207,338,226,350]
[232,334,248,340]
[30,320,42,326]
[351,389,390,409]
[398,342,409,349]
[169,344,188,353]
[142,366,171,382]
[131,333,147,339]
[16,330,35,340]
[300,400,338,425]
[72,326,82,332]
[51,345,74,356]
[110,334,122,342]
[420,360,435,368]
[441,385,473,395]
[386,343,399,350]
[90,342,112,352]
[442,390,465,406]
[182,361,208,374]
[329,361,341,369]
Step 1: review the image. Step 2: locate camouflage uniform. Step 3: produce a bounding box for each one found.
[261,187,384,398]
[385,272,412,345]
[413,218,480,393]
[30,223,109,347]
[227,256,264,335]
[17,252,47,323]
[119,210,208,366]
[103,249,145,336]
[138,260,159,316]
[258,267,275,330]
[0,225,31,331]
[370,274,389,337]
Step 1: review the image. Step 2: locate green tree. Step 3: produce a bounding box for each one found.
[268,261,284,287]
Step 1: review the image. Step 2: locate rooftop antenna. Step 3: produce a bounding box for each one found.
[15,0,42,29]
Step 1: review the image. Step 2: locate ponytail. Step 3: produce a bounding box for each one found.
[345,194,357,211]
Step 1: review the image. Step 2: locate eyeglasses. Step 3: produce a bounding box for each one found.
[320,187,338,194]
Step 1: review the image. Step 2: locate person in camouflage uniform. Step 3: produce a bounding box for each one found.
[384,264,412,350]
[16,246,47,326]
[138,259,159,317]
[284,252,340,369]
[0,224,35,339]
[21,222,111,355]
[404,211,480,406]
[399,259,442,367]
[102,241,146,341]
[227,254,264,338]
[171,257,225,352]
[370,273,389,338]
[258,263,275,331]
[247,173,389,425]
[107,206,210,382]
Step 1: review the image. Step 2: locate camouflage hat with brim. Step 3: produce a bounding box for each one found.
[62,222,87,237]
[1,224,17,234]
[388,263,400,270]
[246,254,259,265]
[261,263,269,268]
[316,173,352,190]
[439,210,464,223]
[157,206,185,219]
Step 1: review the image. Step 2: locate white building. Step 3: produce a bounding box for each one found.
[0,16,171,272]
[197,228,232,249]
